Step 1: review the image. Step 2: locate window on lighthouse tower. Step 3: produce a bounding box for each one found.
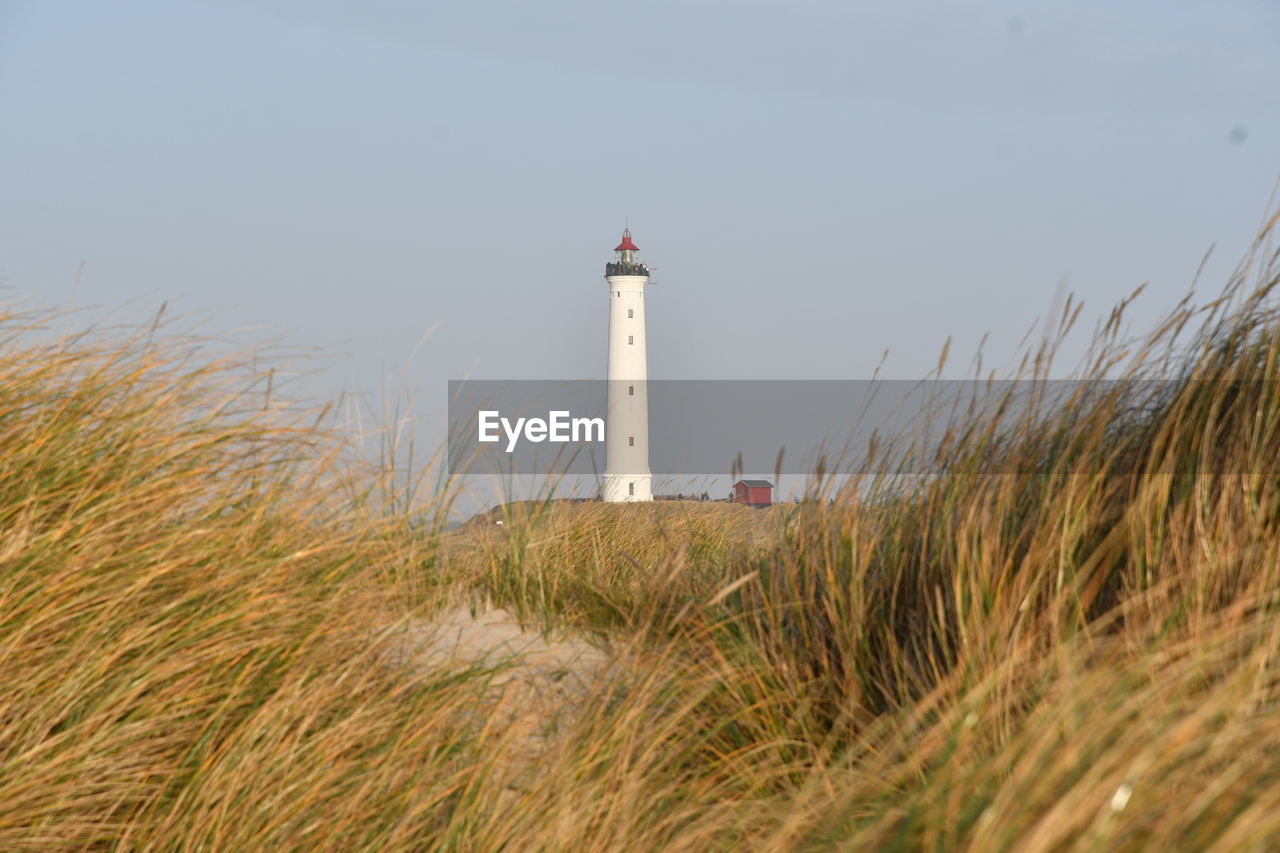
[628,308,633,318]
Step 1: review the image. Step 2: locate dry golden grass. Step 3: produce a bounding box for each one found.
[441,499,783,629]
[5,213,1280,849]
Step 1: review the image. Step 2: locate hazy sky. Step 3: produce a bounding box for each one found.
[2,0,1278,492]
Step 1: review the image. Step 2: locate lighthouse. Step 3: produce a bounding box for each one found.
[602,228,653,502]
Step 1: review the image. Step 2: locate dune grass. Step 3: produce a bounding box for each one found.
[4,214,1280,849]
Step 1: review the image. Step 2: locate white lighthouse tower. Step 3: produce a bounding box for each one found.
[602,228,653,502]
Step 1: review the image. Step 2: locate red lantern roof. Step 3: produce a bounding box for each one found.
[614,229,638,252]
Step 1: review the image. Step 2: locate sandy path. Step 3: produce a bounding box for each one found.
[396,606,612,767]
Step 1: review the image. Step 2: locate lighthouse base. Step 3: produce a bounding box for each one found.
[601,474,653,503]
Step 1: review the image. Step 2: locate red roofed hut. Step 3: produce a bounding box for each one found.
[732,479,773,507]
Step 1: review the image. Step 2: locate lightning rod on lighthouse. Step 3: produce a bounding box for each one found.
[602,228,653,502]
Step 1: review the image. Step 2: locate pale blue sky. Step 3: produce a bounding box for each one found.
[2,1,1278,488]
